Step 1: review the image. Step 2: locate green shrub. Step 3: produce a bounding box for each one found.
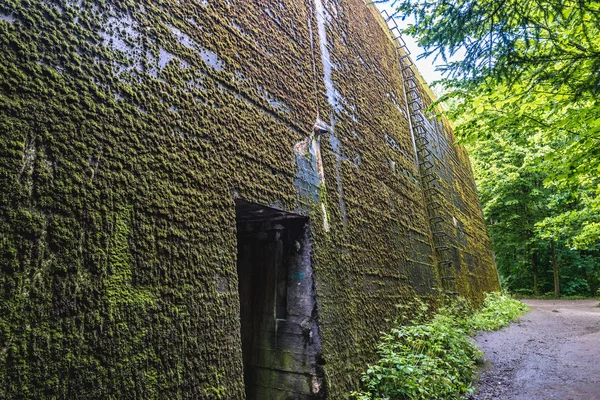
[467,292,528,332]
[351,293,528,400]
[561,278,591,296]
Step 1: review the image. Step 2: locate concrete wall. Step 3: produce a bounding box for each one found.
[0,0,499,398]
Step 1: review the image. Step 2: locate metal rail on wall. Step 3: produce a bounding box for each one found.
[380,9,458,295]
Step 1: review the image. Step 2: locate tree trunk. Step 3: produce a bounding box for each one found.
[551,239,560,298]
[532,251,539,296]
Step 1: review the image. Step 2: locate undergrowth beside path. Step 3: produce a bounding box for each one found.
[351,292,528,400]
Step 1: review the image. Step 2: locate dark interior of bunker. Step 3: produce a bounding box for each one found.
[236,200,326,399]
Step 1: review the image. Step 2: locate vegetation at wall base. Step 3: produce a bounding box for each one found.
[351,292,528,400]
[467,292,529,332]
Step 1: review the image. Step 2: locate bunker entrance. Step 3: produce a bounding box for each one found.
[235,199,326,399]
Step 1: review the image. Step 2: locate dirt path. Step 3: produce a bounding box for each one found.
[471,299,600,400]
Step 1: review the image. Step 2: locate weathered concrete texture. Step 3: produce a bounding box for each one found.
[411,79,499,301]
[0,0,499,398]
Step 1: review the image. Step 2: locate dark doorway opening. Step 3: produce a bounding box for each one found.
[235,199,326,399]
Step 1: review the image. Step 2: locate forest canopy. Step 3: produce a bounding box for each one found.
[387,0,600,295]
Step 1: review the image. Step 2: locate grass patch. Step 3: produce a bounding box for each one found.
[351,292,528,400]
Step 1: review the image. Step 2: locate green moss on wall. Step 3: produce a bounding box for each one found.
[0,0,499,398]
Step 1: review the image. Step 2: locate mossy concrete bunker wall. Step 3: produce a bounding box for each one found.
[0,0,500,398]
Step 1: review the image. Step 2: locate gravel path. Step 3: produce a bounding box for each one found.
[471,299,600,400]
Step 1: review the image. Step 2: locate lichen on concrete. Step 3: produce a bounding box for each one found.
[0,0,499,398]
